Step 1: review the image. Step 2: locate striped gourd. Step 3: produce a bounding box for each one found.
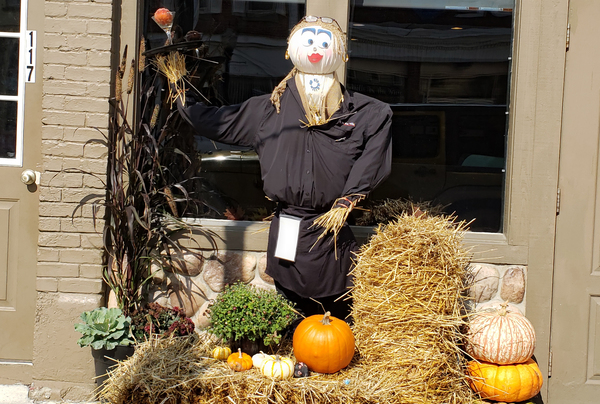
[260,355,294,380]
[466,303,536,364]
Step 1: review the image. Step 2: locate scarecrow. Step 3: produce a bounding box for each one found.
[177,16,392,319]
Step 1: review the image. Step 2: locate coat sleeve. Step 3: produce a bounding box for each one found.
[176,96,269,148]
[341,103,393,201]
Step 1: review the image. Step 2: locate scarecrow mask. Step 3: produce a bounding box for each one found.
[287,16,347,75]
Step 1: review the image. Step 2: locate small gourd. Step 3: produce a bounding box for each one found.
[260,355,294,380]
[227,348,253,372]
[294,362,309,378]
[252,351,274,369]
[211,346,231,360]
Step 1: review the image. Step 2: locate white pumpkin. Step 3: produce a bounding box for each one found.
[466,302,536,365]
[260,355,294,380]
[251,351,274,369]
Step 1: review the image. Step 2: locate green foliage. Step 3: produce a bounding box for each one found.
[207,282,297,346]
[130,302,195,340]
[74,307,134,350]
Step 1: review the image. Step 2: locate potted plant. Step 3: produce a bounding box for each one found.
[207,282,298,355]
[130,302,195,340]
[74,307,135,387]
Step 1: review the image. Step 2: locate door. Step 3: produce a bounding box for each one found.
[551,1,600,402]
[0,0,41,382]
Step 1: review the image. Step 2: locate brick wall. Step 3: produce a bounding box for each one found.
[30,0,115,401]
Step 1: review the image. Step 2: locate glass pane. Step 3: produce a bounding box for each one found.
[0,37,19,95]
[0,0,20,32]
[142,0,305,219]
[0,101,17,159]
[347,2,513,232]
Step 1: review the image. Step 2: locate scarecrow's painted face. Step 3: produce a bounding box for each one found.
[288,24,344,74]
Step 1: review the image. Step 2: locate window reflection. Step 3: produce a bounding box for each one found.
[142,0,305,219]
[0,0,20,32]
[347,1,513,232]
[0,38,19,95]
[0,101,17,159]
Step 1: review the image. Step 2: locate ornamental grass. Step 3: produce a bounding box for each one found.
[98,213,479,404]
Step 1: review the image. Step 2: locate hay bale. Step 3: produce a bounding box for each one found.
[99,214,478,404]
[350,213,476,404]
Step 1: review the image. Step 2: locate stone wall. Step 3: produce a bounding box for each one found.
[467,263,528,314]
[148,251,274,330]
[31,0,114,401]
[147,251,529,330]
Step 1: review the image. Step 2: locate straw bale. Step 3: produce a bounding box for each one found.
[350,213,476,404]
[99,214,479,404]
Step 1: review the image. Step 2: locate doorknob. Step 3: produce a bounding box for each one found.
[21,169,40,185]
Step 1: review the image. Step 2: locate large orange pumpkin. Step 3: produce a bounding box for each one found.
[467,359,543,402]
[466,303,536,364]
[292,311,354,374]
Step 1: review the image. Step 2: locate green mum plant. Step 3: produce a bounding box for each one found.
[74,307,134,350]
[207,282,297,347]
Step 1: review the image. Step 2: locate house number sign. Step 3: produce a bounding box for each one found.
[25,30,36,83]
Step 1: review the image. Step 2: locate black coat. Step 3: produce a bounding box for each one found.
[179,78,392,298]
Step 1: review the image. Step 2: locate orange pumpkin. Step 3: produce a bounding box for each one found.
[467,359,543,402]
[153,8,173,26]
[466,303,536,364]
[293,311,354,374]
[227,348,252,372]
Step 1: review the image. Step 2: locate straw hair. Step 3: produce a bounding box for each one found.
[98,215,478,404]
[154,51,187,106]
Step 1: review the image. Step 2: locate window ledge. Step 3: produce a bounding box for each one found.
[182,218,527,264]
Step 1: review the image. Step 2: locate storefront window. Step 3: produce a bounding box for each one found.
[141,0,513,231]
[142,0,305,220]
[346,0,513,232]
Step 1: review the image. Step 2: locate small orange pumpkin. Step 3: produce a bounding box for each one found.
[227,348,252,372]
[467,358,543,402]
[293,311,354,374]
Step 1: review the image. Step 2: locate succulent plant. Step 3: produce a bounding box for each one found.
[74,307,134,350]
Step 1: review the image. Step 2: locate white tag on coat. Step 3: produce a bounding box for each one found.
[274,214,302,262]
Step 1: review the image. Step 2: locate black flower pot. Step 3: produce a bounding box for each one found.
[231,337,267,356]
[91,345,135,388]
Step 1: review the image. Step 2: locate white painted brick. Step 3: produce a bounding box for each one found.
[42,155,65,171]
[43,65,67,81]
[86,83,111,98]
[39,232,81,248]
[42,94,66,110]
[42,110,87,127]
[45,50,87,66]
[67,35,113,52]
[68,3,113,19]
[65,66,111,83]
[41,125,64,141]
[45,1,68,17]
[64,96,109,113]
[87,20,113,35]
[44,80,88,96]
[87,51,112,67]
[85,113,110,128]
[44,33,68,48]
[45,18,88,35]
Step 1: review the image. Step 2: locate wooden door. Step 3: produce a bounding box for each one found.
[0,0,41,382]
[551,0,600,402]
